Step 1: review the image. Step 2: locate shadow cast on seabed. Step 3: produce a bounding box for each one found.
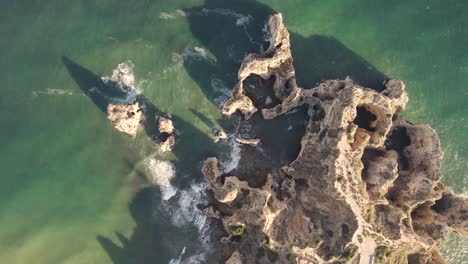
[63,0,390,262]
[62,57,216,263]
[182,0,388,168]
[62,56,216,185]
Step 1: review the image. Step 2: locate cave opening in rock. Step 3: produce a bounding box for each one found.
[385,126,411,152]
[158,132,170,142]
[353,105,377,132]
[431,194,451,215]
[243,74,278,108]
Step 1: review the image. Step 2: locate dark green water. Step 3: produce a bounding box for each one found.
[0,0,466,263]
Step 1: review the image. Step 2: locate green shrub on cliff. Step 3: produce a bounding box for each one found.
[266,247,279,262]
[337,176,346,184]
[230,225,245,236]
[375,246,390,264]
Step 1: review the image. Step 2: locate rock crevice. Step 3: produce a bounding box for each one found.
[202,13,467,264]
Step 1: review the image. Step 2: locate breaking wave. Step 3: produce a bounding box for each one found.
[161,8,252,28]
[179,47,216,64]
[101,61,137,93]
[145,157,211,263]
[31,88,82,97]
[210,77,232,107]
[93,61,149,104]
[169,247,186,264]
[219,136,242,173]
[145,158,178,200]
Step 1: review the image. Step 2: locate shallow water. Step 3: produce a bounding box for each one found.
[0,0,466,263]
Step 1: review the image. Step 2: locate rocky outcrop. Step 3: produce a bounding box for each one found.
[225,251,243,264]
[157,116,175,152]
[221,13,294,119]
[235,137,261,146]
[201,13,467,264]
[106,102,143,137]
[213,130,228,143]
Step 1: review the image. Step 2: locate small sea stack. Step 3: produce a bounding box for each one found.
[106,101,143,137]
[213,129,228,143]
[157,116,176,152]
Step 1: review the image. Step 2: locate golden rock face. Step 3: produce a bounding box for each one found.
[106,101,143,137]
[201,13,467,264]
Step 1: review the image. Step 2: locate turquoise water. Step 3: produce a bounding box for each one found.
[0,0,466,263]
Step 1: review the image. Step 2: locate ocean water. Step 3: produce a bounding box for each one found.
[0,0,466,263]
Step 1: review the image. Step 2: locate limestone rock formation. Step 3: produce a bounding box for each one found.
[201,13,467,264]
[225,251,243,264]
[213,130,228,143]
[158,116,174,134]
[106,101,143,137]
[157,116,175,152]
[235,137,261,146]
[221,13,294,119]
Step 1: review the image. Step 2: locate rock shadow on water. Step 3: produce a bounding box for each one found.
[180,0,392,261]
[182,0,388,107]
[181,0,388,177]
[63,58,220,263]
[290,34,388,91]
[62,56,215,183]
[96,186,201,264]
[62,0,391,262]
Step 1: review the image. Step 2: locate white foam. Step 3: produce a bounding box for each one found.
[145,158,177,200]
[101,61,136,92]
[169,183,211,264]
[158,181,211,263]
[144,157,211,262]
[31,88,80,97]
[219,136,242,173]
[235,15,253,27]
[198,8,252,28]
[95,61,150,104]
[164,183,208,229]
[169,247,186,264]
[210,77,232,108]
[262,20,271,43]
[160,12,176,20]
[159,9,186,20]
[179,47,215,64]
[161,8,253,28]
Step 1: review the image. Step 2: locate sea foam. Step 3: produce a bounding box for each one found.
[145,158,178,200]
[219,136,242,173]
[145,157,211,263]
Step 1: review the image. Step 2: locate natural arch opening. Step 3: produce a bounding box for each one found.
[353,105,377,132]
[385,126,411,152]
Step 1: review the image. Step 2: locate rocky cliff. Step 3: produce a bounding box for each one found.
[202,13,467,264]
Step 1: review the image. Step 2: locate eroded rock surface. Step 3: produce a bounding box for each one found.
[106,102,143,137]
[157,116,176,152]
[235,137,261,146]
[201,13,467,264]
[213,130,228,143]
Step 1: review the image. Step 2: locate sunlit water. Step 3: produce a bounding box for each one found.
[0,0,466,263]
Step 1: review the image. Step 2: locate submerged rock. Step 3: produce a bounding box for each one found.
[106,101,143,137]
[200,13,467,264]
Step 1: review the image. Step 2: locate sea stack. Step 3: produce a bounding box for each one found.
[201,13,467,264]
[157,116,176,152]
[106,101,143,137]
